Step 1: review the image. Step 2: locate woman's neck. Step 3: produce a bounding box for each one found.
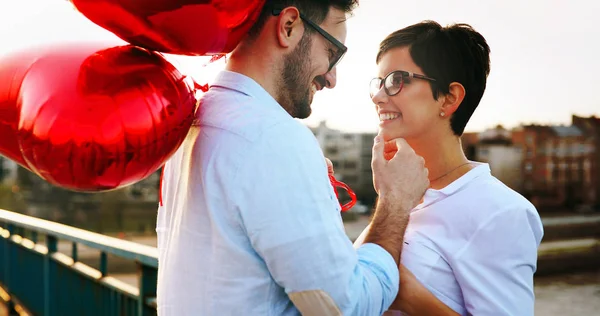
[407,132,474,190]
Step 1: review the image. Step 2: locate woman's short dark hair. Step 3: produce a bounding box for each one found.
[377,21,491,136]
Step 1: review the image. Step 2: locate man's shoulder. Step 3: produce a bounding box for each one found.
[198,89,314,144]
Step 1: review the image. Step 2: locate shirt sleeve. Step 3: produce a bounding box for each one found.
[452,205,543,316]
[234,122,399,316]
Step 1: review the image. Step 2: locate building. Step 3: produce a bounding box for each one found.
[311,121,377,205]
[476,126,523,192]
[512,122,595,209]
[572,115,600,208]
[461,132,480,160]
[0,155,19,186]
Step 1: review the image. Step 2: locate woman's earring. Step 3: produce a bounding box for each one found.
[440,112,445,117]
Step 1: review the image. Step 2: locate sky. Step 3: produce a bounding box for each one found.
[1,0,599,133]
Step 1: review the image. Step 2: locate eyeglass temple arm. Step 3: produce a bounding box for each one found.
[411,73,436,82]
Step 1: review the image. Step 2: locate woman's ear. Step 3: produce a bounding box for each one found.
[440,82,466,116]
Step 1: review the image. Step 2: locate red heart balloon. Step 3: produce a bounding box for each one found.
[0,42,196,191]
[70,0,266,56]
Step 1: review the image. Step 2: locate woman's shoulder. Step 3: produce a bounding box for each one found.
[456,165,535,210]
[445,170,541,234]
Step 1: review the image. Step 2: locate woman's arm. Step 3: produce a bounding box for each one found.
[389,265,459,316]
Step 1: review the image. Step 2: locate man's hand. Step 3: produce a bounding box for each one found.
[363,134,429,265]
[325,157,334,176]
[371,134,429,210]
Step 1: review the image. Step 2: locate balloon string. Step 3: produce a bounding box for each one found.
[159,166,165,207]
[191,54,226,92]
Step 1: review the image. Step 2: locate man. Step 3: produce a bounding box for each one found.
[156,1,429,315]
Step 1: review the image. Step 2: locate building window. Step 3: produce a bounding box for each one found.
[526,134,534,145]
[578,144,586,155]
[526,149,533,158]
[583,159,591,171]
[344,161,357,169]
[343,175,358,183]
[545,142,553,156]
[538,147,546,155]
[326,146,338,155]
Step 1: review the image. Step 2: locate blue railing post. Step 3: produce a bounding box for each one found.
[138,263,157,316]
[71,242,78,262]
[45,235,57,316]
[5,224,18,316]
[100,252,108,276]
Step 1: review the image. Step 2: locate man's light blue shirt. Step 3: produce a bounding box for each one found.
[156,70,399,315]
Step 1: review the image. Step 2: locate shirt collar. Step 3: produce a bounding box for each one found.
[416,162,491,209]
[210,70,289,117]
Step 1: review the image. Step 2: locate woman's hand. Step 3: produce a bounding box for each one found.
[389,265,459,316]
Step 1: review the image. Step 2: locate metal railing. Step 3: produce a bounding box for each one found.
[0,208,158,316]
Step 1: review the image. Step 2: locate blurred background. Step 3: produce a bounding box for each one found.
[1,0,599,315]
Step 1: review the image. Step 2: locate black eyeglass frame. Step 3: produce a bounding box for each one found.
[370,70,437,98]
[272,8,348,72]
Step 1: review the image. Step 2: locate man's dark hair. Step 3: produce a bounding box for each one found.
[248,0,358,39]
[377,21,491,136]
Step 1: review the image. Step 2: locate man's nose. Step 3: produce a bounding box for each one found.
[323,67,337,89]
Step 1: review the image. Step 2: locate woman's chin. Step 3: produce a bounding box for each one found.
[380,125,408,141]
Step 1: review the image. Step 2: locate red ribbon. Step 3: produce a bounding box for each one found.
[329,174,357,212]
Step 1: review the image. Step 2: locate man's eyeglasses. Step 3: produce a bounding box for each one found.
[272,8,347,72]
[369,70,436,98]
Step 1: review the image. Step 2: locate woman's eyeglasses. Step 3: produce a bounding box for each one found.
[369,70,436,98]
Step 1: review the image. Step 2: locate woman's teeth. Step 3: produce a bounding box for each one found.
[379,113,400,121]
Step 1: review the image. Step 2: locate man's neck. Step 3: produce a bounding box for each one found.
[226,48,279,102]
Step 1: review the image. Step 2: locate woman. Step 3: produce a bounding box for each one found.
[355,21,544,315]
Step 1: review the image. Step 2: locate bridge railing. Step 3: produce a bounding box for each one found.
[0,208,158,316]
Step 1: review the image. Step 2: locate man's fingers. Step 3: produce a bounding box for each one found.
[384,138,412,161]
[372,135,385,165]
[325,158,334,175]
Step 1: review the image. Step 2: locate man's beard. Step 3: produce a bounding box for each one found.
[280,34,313,119]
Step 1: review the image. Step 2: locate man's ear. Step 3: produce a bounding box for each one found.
[275,7,304,49]
[441,82,466,116]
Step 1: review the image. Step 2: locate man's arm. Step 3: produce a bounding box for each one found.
[236,126,428,315]
[363,135,429,265]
